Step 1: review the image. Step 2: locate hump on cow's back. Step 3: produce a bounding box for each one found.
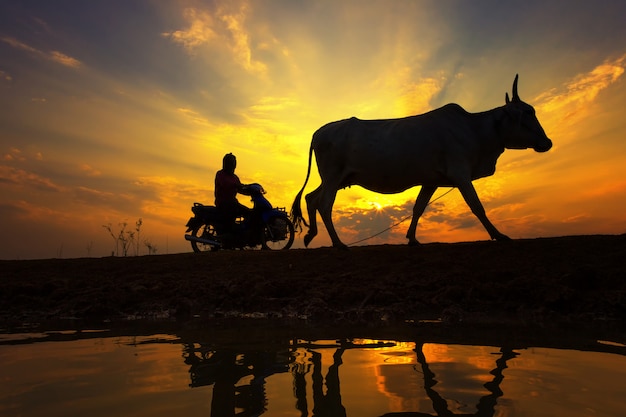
[438,103,468,115]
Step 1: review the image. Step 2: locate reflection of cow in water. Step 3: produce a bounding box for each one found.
[183,340,517,416]
[291,75,552,248]
[295,347,347,417]
[377,345,518,417]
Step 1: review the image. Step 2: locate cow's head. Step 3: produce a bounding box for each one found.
[502,75,552,153]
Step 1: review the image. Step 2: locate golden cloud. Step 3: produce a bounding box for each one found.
[220,4,266,75]
[177,107,211,126]
[397,77,442,115]
[162,8,217,50]
[134,175,206,221]
[371,67,443,117]
[163,3,266,75]
[536,55,625,127]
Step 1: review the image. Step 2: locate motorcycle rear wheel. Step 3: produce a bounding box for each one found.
[261,216,295,250]
[190,223,220,253]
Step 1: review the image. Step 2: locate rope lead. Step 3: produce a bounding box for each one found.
[347,187,455,246]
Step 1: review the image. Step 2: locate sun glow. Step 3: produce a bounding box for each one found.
[1,1,626,258]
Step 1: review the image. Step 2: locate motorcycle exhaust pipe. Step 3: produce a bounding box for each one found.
[184,234,222,247]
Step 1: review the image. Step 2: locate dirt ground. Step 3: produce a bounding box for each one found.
[1,234,626,328]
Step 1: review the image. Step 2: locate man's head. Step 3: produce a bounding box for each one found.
[223,153,237,173]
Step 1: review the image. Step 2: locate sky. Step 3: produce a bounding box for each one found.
[1,0,625,259]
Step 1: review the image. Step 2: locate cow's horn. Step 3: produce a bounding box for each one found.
[512,74,520,101]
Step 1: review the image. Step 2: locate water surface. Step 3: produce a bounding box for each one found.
[1,322,625,416]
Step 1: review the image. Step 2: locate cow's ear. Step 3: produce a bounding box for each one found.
[505,93,510,104]
[504,106,523,128]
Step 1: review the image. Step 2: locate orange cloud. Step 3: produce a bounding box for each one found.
[0,36,38,54]
[134,176,208,222]
[49,50,82,68]
[0,69,12,82]
[3,147,44,162]
[4,148,24,161]
[0,36,82,68]
[79,164,102,177]
[2,199,67,222]
[0,165,64,192]
[583,180,626,199]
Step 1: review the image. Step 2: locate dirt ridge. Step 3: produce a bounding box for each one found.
[1,234,625,326]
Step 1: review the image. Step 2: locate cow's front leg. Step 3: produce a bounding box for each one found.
[406,186,438,245]
[457,181,510,241]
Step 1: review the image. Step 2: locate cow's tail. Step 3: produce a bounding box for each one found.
[290,143,313,232]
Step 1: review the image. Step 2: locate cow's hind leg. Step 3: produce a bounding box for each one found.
[406,186,438,245]
[304,186,322,247]
[314,182,346,249]
[304,184,345,248]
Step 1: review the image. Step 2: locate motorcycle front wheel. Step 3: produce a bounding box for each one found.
[190,223,220,253]
[261,216,295,250]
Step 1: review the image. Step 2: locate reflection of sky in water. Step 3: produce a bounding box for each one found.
[1,335,625,416]
[503,348,626,416]
[0,335,210,417]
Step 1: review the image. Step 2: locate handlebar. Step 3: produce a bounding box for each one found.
[240,183,265,196]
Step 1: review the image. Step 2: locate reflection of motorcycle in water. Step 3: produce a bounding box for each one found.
[184,344,294,417]
[184,183,295,252]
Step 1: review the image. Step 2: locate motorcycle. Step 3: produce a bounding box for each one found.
[184,183,295,252]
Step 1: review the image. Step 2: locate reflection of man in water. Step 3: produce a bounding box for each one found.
[183,348,254,416]
[185,346,291,417]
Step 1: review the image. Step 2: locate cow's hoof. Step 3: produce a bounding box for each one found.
[494,233,511,241]
[407,239,421,246]
[304,233,314,247]
[334,243,349,251]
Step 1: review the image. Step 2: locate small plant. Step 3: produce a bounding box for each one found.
[118,222,134,256]
[103,218,143,256]
[144,239,158,255]
[103,223,119,256]
[134,218,142,256]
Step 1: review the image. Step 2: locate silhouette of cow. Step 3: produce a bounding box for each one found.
[291,75,552,248]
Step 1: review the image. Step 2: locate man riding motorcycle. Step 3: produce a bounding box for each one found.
[215,153,250,227]
[184,153,294,251]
